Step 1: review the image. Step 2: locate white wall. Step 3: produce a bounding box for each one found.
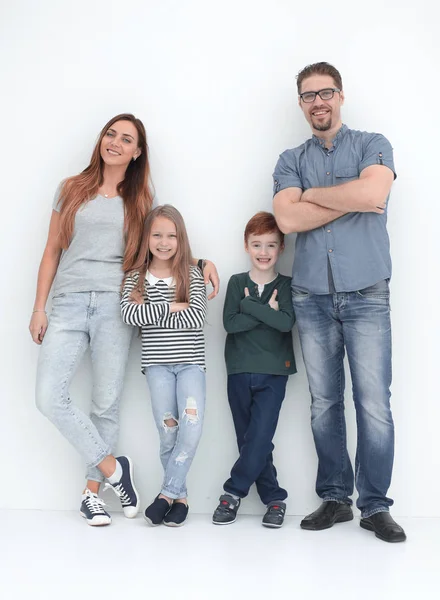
[1,0,438,516]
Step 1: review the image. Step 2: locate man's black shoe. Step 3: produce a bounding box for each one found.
[300,501,353,530]
[360,512,406,543]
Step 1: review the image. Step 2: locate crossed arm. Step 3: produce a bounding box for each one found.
[223,278,295,334]
[273,165,394,234]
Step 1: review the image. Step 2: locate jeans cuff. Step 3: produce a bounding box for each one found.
[85,475,104,484]
[322,497,352,505]
[86,446,112,470]
[361,507,390,519]
[161,487,187,500]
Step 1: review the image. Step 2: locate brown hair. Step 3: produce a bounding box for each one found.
[56,113,153,271]
[296,62,343,94]
[244,211,284,245]
[127,205,193,303]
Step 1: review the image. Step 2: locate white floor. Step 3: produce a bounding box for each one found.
[2,511,439,600]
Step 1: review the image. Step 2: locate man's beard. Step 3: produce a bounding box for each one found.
[313,118,332,131]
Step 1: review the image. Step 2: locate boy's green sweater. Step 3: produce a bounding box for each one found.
[223,272,296,376]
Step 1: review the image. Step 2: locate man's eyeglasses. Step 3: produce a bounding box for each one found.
[299,88,341,103]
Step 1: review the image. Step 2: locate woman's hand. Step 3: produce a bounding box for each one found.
[170,302,189,313]
[29,311,48,345]
[130,289,144,305]
[202,260,219,300]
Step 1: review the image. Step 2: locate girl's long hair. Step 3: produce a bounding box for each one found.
[56,113,153,271]
[127,205,193,303]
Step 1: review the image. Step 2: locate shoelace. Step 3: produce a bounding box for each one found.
[103,482,131,506]
[83,490,108,515]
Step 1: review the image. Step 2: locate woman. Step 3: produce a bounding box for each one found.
[30,114,218,526]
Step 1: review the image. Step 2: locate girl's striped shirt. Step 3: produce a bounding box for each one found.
[121,266,207,372]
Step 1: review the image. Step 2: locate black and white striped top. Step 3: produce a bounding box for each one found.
[121,266,207,371]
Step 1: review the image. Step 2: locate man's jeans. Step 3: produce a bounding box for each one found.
[36,292,134,482]
[223,373,288,505]
[292,280,394,518]
[146,364,205,499]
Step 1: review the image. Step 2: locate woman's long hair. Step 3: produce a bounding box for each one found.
[57,113,153,271]
[127,205,193,303]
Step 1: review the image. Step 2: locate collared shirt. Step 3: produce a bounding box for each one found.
[120,266,206,372]
[273,124,396,294]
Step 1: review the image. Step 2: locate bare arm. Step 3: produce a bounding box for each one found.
[29,210,63,344]
[273,187,347,234]
[301,165,394,214]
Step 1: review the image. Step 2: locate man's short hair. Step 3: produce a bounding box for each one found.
[296,62,343,94]
[244,211,284,245]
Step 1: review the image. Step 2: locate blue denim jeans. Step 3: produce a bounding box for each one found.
[36,292,134,482]
[146,364,205,499]
[292,280,394,518]
[223,373,288,505]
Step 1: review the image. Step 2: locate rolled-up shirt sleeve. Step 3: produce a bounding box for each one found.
[272,151,304,195]
[359,133,397,179]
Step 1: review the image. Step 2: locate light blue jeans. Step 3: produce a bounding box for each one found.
[36,292,133,482]
[146,364,206,499]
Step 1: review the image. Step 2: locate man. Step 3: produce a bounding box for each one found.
[273,62,405,543]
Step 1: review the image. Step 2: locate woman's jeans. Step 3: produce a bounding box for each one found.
[36,292,133,482]
[146,364,205,499]
[292,280,394,518]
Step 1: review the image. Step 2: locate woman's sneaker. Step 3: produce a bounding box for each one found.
[104,456,140,518]
[80,489,112,526]
[262,501,286,528]
[163,502,189,527]
[144,495,172,526]
[212,494,241,525]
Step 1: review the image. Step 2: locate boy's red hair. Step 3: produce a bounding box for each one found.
[244,211,284,245]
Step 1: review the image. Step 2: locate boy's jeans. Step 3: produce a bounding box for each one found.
[146,364,205,499]
[223,373,288,505]
[292,280,394,518]
[36,292,134,482]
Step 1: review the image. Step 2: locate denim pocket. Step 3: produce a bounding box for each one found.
[291,287,310,302]
[356,280,389,300]
[52,293,66,300]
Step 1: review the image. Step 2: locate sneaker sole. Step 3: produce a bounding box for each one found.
[300,511,353,531]
[122,456,140,518]
[163,520,186,527]
[212,517,237,525]
[80,511,112,526]
[262,522,283,528]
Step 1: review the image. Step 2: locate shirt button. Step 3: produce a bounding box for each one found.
[326,171,331,175]
[327,229,331,233]
[328,249,333,253]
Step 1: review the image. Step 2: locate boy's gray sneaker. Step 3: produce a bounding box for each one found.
[212,494,241,525]
[262,501,286,528]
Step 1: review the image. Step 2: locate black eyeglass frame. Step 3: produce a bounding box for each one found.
[299,88,341,103]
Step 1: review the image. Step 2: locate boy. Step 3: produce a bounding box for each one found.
[212,212,296,528]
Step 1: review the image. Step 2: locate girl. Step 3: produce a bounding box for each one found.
[30,116,218,526]
[121,205,207,527]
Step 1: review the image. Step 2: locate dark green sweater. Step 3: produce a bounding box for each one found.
[223,272,296,376]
